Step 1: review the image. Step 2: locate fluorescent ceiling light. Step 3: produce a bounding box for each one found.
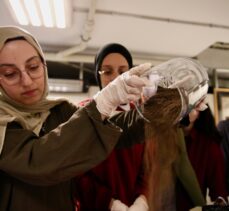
[38,0,54,27]
[24,0,41,26]
[48,79,84,93]
[53,0,66,28]
[7,0,71,28]
[8,0,29,25]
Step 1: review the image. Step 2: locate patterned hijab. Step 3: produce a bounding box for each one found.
[0,26,67,153]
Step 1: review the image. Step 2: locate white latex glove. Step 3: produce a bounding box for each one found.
[94,63,151,117]
[111,199,129,211]
[142,74,162,99]
[128,195,149,211]
[195,100,208,111]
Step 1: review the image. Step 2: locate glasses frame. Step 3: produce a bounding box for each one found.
[0,59,45,86]
[98,66,129,77]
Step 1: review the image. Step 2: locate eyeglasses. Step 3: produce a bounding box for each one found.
[0,57,45,86]
[98,67,129,77]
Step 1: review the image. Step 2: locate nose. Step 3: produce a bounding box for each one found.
[21,71,33,86]
[110,71,120,81]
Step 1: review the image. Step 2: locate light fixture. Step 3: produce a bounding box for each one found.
[6,0,71,28]
[48,79,84,93]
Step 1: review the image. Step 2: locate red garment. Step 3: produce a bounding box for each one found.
[74,100,146,211]
[176,128,228,211]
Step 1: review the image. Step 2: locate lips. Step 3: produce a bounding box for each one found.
[22,89,38,97]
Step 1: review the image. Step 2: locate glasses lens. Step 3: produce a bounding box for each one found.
[99,67,128,77]
[99,68,113,76]
[0,58,44,85]
[0,67,20,85]
[26,59,44,79]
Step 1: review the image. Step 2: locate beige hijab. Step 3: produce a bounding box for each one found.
[0,26,67,154]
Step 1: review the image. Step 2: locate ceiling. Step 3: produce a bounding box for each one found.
[1,0,229,84]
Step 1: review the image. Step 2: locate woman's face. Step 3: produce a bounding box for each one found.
[100,53,129,88]
[0,40,45,105]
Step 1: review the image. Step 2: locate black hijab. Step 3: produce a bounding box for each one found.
[94,43,133,89]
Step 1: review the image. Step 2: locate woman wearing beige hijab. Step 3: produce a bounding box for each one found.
[0,26,151,211]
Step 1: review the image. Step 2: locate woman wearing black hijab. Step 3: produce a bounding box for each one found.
[94,43,133,90]
[74,43,148,211]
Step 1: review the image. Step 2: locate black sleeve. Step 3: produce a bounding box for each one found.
[109,109,145,148]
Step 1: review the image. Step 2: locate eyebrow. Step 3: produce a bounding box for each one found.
[0,56,40,68]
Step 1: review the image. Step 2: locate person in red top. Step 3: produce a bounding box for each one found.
[74,43,148,211]
[176,105,228,211]
[218,118,229,195]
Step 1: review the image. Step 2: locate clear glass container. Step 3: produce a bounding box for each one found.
[139,57,209,122]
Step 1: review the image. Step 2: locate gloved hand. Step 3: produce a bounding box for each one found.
[94,63,151,117]
[128,195,149,211]
[111,199,129,211]
[195,100,208,111]
[142,74,161,99]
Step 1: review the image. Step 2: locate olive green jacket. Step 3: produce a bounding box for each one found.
[0,101,143,211]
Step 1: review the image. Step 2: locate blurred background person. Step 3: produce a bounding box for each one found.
[74,43,148,211]
[176,106,228,211]
[218,117,229,195]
